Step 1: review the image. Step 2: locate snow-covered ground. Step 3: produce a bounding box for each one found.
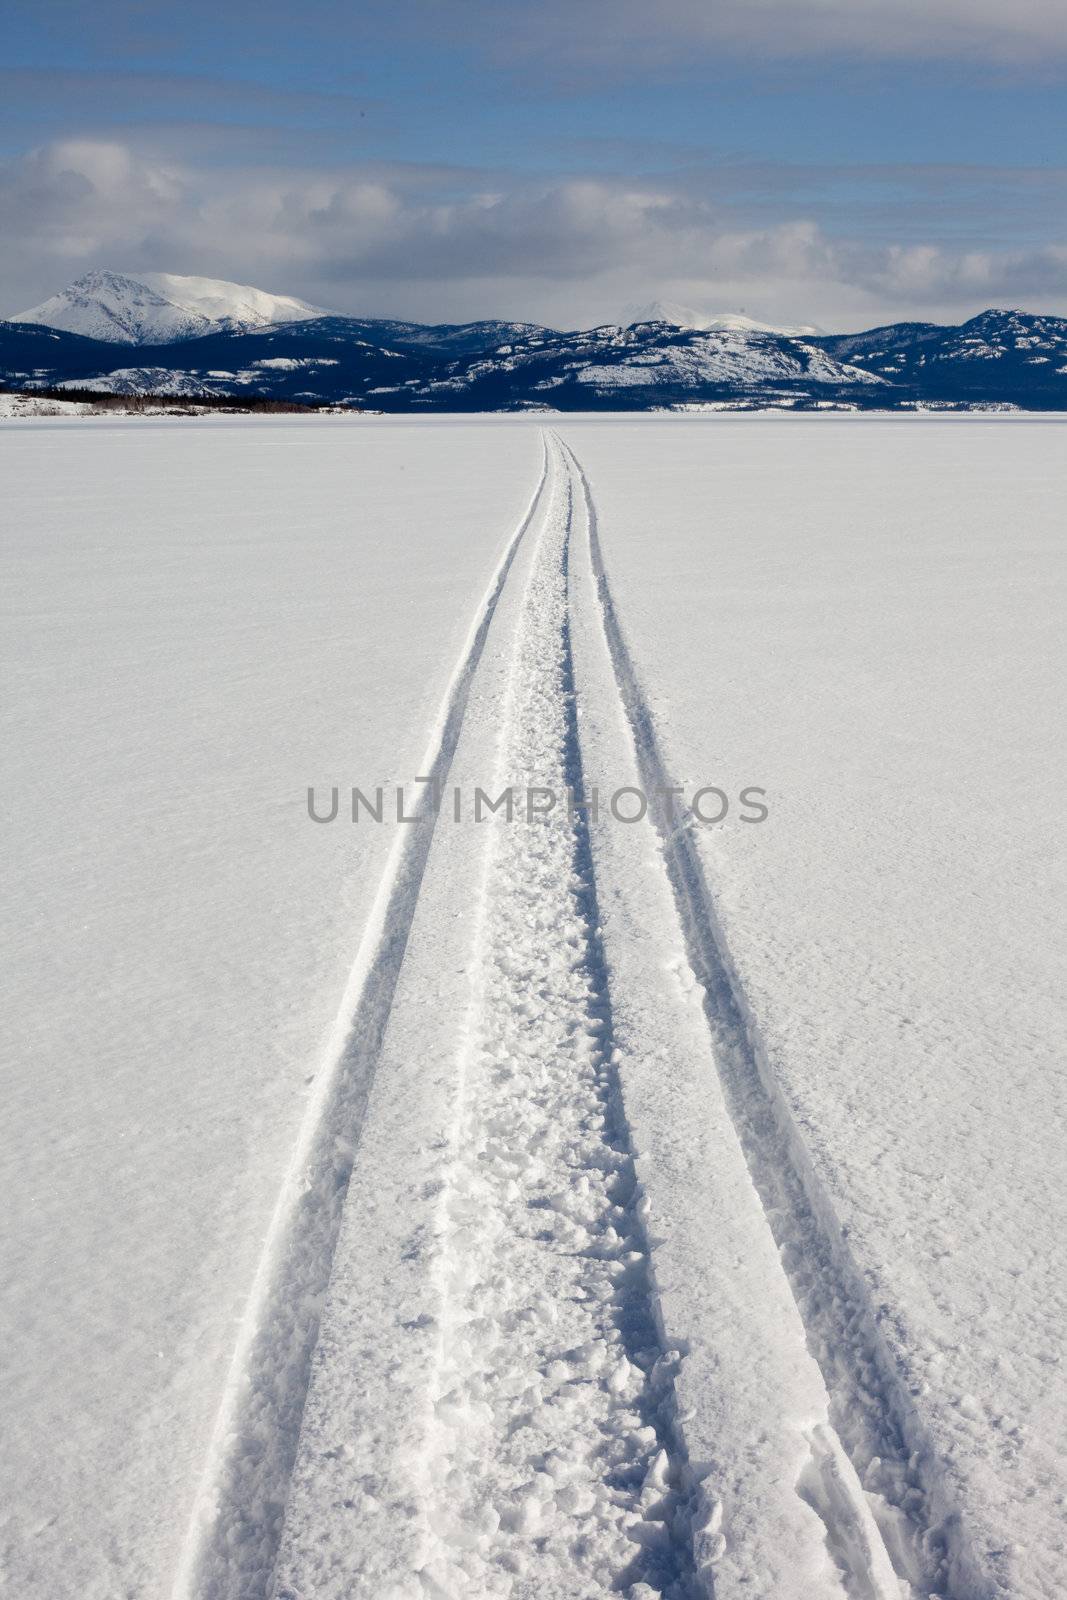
[0,391,99,416]
[561,416,1067,1600]
[1,415,1063,1600]
[0,418,539,1599]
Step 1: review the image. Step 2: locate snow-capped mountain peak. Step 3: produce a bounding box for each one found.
[13,269,327,345]
[137,273,326,335]
[621,299,820,337]
[621,299,712,331]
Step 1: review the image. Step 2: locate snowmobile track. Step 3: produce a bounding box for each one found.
[172,437,551,1600]
[175,430,995,1600]
[407,434,703,1597]
[559,434,992,1600]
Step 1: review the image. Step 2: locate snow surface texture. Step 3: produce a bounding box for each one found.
[258,435,929,1600]
[267,441,708,1599]
[190,425,1063,1600]
[13,269,323,343]
[0,418,539,1600]
[2,415,1064,1600]
[566,415,1067,1600]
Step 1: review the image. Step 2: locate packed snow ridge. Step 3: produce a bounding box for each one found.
[13,269,325,344]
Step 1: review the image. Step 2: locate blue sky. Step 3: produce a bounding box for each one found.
[2,0,1065,328]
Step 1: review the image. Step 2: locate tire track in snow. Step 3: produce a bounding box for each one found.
[171,437,550,1600]
[559,436,993,1600]
[416,440,702,1598]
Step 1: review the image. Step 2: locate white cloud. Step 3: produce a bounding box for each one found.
[468,0,1067,68]
[2,138,1066,331]
[46,0,1067,73]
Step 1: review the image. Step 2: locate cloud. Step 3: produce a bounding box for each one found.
[2,138,1066,330]
[372,0,1067,72]
[22,0,1067,81]
[0,140,184,268]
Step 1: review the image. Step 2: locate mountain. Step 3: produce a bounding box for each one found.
[385,318,883,408]
[621,300,821,336]
[0,314,889,410]
[12,270,324,344]
[274,315,556,358]
[3,279,1066,411]
[814,308,1067,403]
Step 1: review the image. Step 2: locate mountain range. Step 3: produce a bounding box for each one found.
[3,270,1066,412]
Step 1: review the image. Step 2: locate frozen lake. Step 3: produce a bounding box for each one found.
[2,415,1064,1600]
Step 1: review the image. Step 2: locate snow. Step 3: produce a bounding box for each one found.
[270,442,707,1599]
[137,272,325,333]
[0,391,96,416]
[0,389,234,415]
[563,414,1067,1600]
[2,413,1064,1600]
[252,357,340,370]
[29,357,343,399]
[50,366,226,396]
[622,300,821,336]
[0,417,540,1600]
[12,269,325,344]
[575,332,882,390]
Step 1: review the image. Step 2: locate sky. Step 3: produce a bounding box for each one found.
[2,0,1066,330]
